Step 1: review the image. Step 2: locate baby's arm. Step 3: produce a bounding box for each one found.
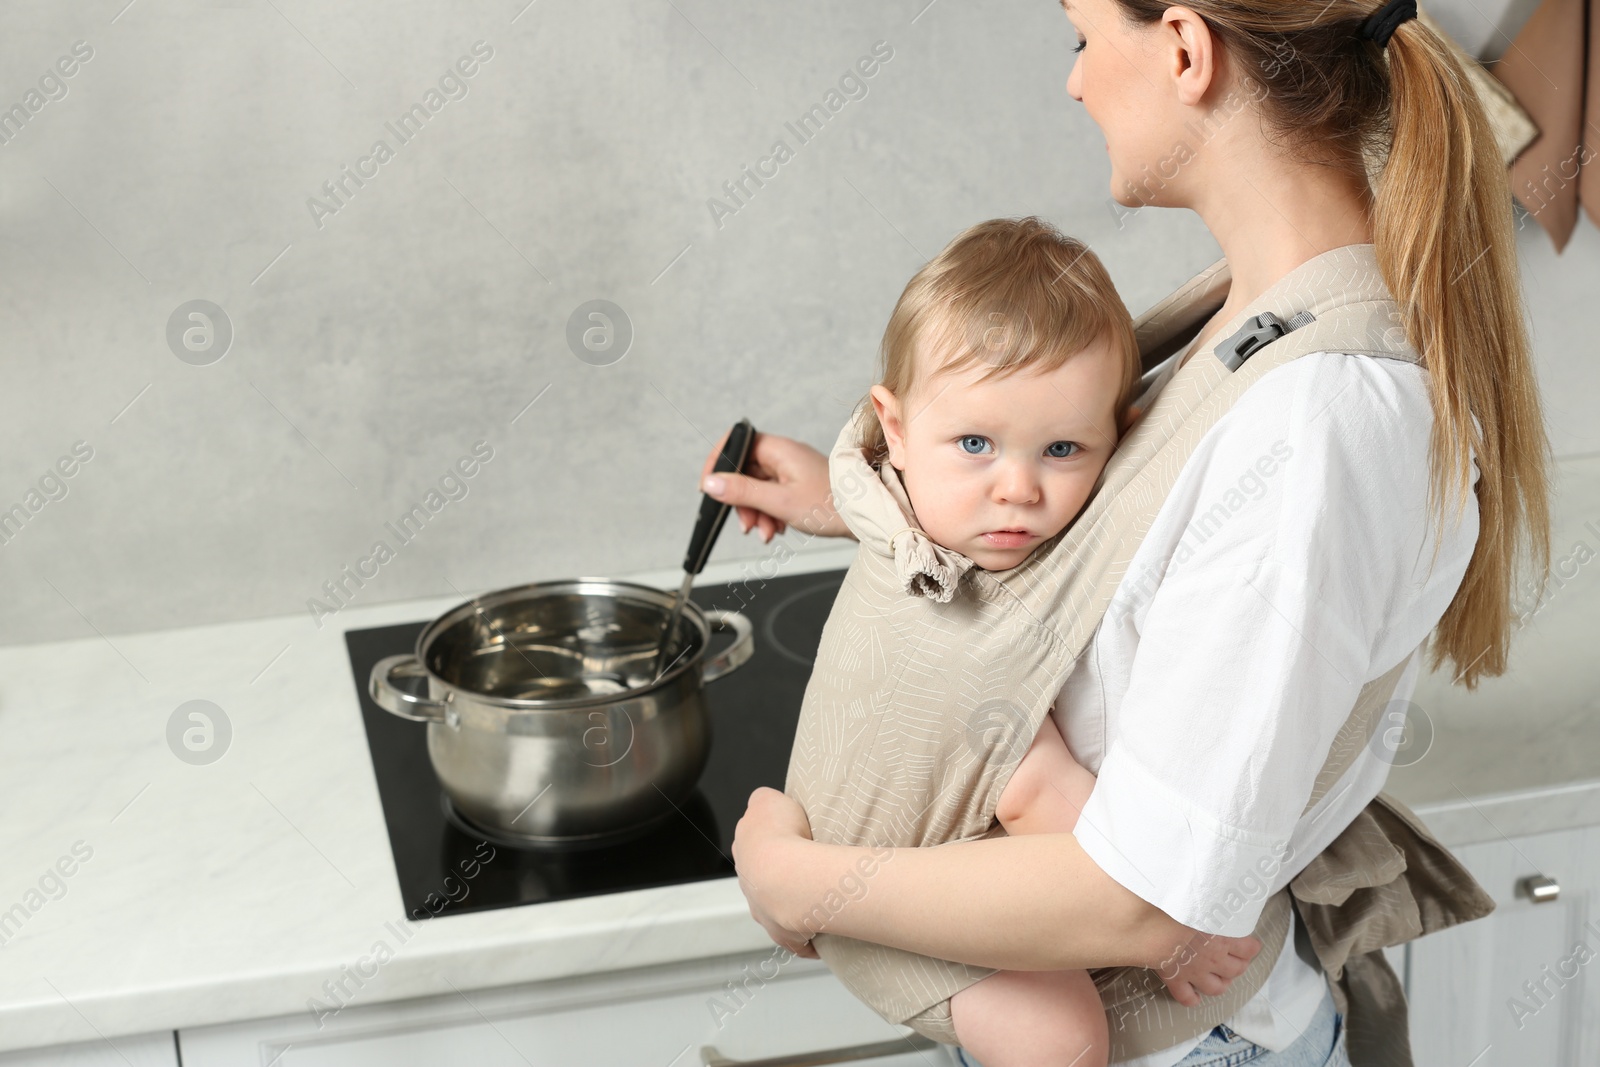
[992,716,1254,1011]
[993,712,1256,1011]
[993,711,1095,837]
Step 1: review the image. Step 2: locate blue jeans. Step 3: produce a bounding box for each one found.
[953,986,1348,1067]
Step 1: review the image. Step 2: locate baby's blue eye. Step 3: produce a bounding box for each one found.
[1046,441,1079,458]
[959,436,992,455]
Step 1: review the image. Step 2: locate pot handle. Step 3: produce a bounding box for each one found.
[701,610,754,683]
[369,654,449,722]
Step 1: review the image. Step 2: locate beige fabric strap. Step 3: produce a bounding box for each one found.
[1289,792,1494,1067]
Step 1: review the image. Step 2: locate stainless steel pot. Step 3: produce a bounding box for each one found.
[369,578,753,848]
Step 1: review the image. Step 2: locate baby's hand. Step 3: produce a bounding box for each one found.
[1155,931,1259,1007]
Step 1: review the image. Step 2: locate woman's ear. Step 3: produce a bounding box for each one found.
[1162,5,1219,108]
[869,385,909,471]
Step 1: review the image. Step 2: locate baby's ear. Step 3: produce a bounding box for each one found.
[1118,404,1146,437]
[870,385,909,469]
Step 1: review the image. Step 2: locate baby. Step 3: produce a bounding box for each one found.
[787,217,1251,1067]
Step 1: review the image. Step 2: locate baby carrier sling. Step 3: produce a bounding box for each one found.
[784,244,1495,1066]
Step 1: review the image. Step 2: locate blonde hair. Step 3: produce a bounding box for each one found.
[861,216,1141,465]
[1108,0,1551,687]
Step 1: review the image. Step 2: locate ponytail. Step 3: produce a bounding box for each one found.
[1377,19,1550,685]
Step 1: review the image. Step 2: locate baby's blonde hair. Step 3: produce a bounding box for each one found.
[860,216,1140,465]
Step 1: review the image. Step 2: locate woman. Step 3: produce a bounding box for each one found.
[705,0,1550,1064]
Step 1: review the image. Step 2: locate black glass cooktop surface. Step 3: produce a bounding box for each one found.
[345,568,846,920]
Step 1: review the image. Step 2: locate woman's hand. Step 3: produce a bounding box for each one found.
[732,786,821,958]
[700,430,850,543]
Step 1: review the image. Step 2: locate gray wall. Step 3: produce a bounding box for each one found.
[0,0,1590,647]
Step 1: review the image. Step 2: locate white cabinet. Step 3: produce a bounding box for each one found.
[1405,824,1600,1066]
[179,951,958,1067]
[0,1033,177,1067]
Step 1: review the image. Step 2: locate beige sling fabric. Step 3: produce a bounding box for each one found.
[785,245,1494,1063]
[1290,793,1495,1067]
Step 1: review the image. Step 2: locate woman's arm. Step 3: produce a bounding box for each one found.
[699,430,853,541]
[732,787,1246,977]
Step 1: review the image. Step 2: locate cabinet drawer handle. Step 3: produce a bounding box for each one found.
[1517,874,1560,903]
[700,1033,938,1066]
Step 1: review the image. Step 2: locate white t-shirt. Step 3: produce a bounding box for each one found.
[1059,350,1480,1066]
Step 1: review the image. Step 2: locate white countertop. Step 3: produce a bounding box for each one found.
[3,526,1597,1054]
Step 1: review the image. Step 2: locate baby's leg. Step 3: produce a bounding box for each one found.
[993,711,1095,837]
[960,722,1107,1064]
[949,968,1108,1067]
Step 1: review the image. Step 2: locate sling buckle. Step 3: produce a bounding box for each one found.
[1215,310,1315,370]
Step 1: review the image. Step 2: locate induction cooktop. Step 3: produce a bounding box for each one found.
[344,568,846,921]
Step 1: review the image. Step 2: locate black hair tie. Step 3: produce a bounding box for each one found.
[1361,0,1418,48]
